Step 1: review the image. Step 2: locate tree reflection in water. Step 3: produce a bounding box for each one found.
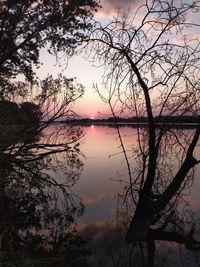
[115,126,200,266]
[0,123,91,266]
[86,0,200,264]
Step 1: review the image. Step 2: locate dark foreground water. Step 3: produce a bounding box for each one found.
[2,124,200,266]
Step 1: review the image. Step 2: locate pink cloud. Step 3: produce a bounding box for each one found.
[83,193,108,205]
[99,0,140,16]
[77,220,117,240]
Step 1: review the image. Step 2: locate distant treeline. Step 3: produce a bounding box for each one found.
[0,100,42,125]
[66,116,200,125]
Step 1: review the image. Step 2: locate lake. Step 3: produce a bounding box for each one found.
[75,125,137,222]
[66,124,200,266]
[73,124,200,218]
[2,123,200,266]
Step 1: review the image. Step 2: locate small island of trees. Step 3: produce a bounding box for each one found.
[66,115,200,126]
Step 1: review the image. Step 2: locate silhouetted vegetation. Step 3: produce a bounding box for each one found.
[0,0,99,99]
[0,125,91,266]
[3,0,200,265]
[87,0,200,266]
[0,0,100,266]
[0,100,41,125]
[66,115,200,126]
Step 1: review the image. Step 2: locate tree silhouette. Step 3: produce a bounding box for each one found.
[0,1,100,263]
[0,0,100,98]
[87,0,200,265]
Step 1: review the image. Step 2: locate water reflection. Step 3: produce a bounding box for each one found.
[75,125,200,266]
[2,123,200,266]
[0,123,90,266]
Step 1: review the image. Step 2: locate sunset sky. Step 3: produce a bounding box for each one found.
[35,0,140,118]
[37,0,200,118]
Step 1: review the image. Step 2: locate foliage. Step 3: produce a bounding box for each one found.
[0,0,101,265]
[0,100,42,125]
[0,0,100,99]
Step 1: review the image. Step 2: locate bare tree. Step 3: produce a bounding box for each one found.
[87,0,200,265]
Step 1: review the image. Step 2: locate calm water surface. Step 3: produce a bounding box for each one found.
[79,125,200,266]
[73,125,200,224]
[55,124,200,266]
[4,124,200,266]
[74,125,137,224]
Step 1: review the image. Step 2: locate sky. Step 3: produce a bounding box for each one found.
[36,0,141,119]
[37,0,200,118]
